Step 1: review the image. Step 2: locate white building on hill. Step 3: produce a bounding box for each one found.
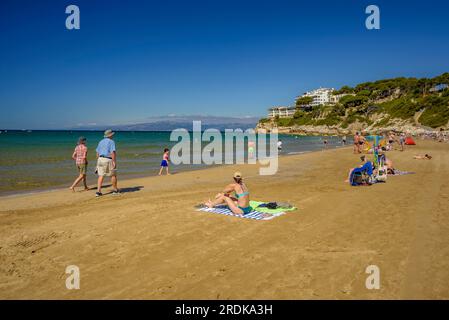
[267,87,356,119]
[297,87,335,107]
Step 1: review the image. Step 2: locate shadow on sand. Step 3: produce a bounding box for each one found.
[117,186,144,194]
[92,185,144,195]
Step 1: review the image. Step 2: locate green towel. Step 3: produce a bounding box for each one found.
[249,201,297,214]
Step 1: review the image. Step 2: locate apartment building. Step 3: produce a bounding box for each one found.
[268,106,297,118]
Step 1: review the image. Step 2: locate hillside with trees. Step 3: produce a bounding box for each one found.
[258,73,449,134]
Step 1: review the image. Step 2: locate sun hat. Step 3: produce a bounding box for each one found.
[233,171,242,179]
[104,129,115,138]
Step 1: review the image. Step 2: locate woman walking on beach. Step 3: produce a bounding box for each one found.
[70,136,89,192]
[205,172,252,215]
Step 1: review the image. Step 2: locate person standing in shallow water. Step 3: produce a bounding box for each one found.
[323,138,328,150]
[95,130,119,197]
[70,136,89,192]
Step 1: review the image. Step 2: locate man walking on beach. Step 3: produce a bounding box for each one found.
[95,130,119,197]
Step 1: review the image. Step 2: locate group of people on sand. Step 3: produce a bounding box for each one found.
[353,131,411,155]
[344,152,395,183]
[345,130,433,184]
[207,132,434,213]
[70,130,171,197]
[69,129,431,207]
[70,129,247,210]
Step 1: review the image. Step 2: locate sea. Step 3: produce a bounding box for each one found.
[0,130,350,196]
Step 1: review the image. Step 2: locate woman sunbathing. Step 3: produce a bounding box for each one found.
[414,154,432,160]
[204,172,252,215]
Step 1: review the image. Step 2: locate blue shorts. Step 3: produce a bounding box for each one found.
[160,160,168,167]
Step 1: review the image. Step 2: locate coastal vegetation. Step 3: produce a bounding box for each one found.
[261,73,449,131]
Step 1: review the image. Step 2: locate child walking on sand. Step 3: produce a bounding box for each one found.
[158,148,170,175]
[70,136,89,192]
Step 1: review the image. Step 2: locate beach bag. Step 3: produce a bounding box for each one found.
[257,202,278,209]
[266,202,278,209]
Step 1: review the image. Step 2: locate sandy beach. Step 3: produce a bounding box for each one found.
[1,140,449,299]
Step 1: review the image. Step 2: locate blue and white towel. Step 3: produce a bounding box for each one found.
[197,205,285,221]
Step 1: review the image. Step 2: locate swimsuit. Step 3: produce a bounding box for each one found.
[235,191,249,199]
[235,187,252,214]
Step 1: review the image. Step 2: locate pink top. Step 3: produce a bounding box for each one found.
[163,152,169,161]
[74,144,87,165]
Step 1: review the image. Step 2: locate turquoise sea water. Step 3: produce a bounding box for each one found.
[0,130,348,195]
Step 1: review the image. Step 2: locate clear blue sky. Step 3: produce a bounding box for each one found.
[1,0,449,129]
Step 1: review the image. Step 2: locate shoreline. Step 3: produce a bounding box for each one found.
[0,145,348,200]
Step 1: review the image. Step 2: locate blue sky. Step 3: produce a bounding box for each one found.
[1,0,449,129]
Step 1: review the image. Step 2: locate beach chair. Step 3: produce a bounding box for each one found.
[350,161,375,186]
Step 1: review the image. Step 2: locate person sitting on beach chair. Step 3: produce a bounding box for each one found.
[345,155,374,185]
[204,172,252,215]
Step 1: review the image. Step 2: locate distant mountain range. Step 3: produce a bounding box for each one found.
[70,115,260,131]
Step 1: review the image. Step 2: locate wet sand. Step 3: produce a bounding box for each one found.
[1,140,449,299]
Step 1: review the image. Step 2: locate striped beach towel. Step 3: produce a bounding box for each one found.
[197,205,285,221]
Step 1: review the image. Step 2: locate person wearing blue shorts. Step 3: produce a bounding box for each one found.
[158,148,170,175]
